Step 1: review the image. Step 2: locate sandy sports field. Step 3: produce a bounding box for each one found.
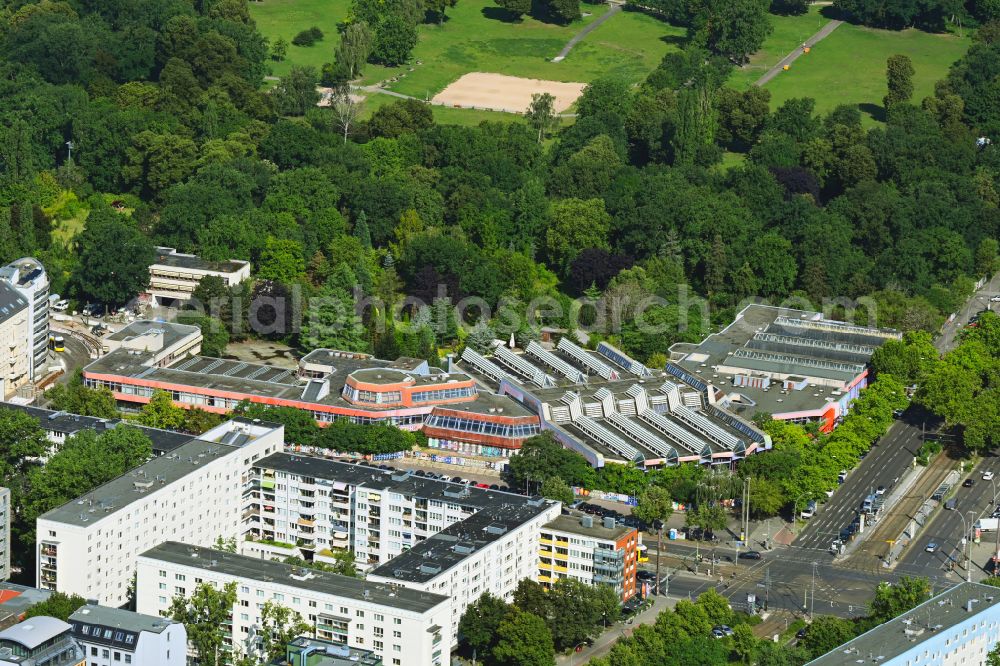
[432,72,586,114]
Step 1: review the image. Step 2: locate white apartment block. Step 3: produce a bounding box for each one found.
[246,455,560,644]
[0,488,9,582]
[69,603,186,666]
[0,257,49,381]
[0,281,30,400]
[136,542,451,666]
[35,419,283,606]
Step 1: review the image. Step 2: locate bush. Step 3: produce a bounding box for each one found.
[916,440,942,466]
[292,27,324,47]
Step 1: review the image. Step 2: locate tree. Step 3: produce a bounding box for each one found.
[465,319,496,353]
[545,198,611,275]
[369,98,434,138]
[458,592,509,659]
[801,615,857,659]
[633,486,673,596]
[21,426,153,542]
[492,608,555,666]
[770,0,809,14]
[526,93,557,143]
[331,88,362,144]
[692,0,773,64]
[868,577,931,624]
[137,390,186,431]
[270,38,288,61]
[425,0,459,22]
[976,238,999,276]
[883,54,915,111]
[540,476,575,504]
[45,371,119,418]
[496,0,532,18]
[271,66,320,116]
[370,14,418,66]
[258,237,306,283]
[23,592,87,621]
[74,205,155,307]
[259,600,310,661]
[989,642,1000,666]
[168,581,238,666]
[214,536,238,552]
[334,22,373,80]
[506,432,596,489]
[546,0,581,23]
[0,405,49,499]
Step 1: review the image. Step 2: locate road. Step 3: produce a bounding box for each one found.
[794,408,934,552]
[897,458,1000,576]
[935,272,1000,352]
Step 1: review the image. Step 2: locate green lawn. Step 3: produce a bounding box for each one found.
[250,0,352,79]
[728,10,970,123]
[760,22,969,121]
[251,0,682,93]
[729,6,829,90]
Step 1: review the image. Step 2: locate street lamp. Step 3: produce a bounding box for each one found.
[958,511,975,583]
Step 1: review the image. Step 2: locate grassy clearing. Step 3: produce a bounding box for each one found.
[728,10,970,124]
[729,7,829,90]
[251,0,681,92]
[760,22,969,122]
[250,0,351,78]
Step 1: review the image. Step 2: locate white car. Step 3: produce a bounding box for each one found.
[925,542,938,553]
[51,299,69,312]
[984,471,995,481]
[990,296,1000,303]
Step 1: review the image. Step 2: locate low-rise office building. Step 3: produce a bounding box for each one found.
[35,419,282,606]
[670,304,900,433]
[136,542,451,666]
[0,616,84,666]
[808,581,1000,666]
[83,321,539,453]
[68,603,185,666]
[538,513,638,602]
[146,247,250,305]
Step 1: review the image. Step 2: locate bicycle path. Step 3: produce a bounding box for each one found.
[754,19,844,86]
[552,4,623,62]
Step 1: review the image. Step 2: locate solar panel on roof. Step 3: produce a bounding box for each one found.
[557,338,618,380]
[638,409,707,455]
[492,346,556,388]
[461,348,512,383]
[525,341,586,384]
[597,342,651,377]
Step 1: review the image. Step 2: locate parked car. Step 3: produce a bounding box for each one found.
[876,486,886,496]
[51,299,69,312]
[964,479,976,488]
[926,542,938,553]
[713,625,734,637]
[991,296,1000,303]
[739,551,763,560]
[984,471,995,481]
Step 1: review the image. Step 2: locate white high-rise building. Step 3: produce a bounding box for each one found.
[0,258,48,381]
[35,419,283,606]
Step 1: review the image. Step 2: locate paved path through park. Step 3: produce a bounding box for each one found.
[754,18,844,86]
[552,3,623,62]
